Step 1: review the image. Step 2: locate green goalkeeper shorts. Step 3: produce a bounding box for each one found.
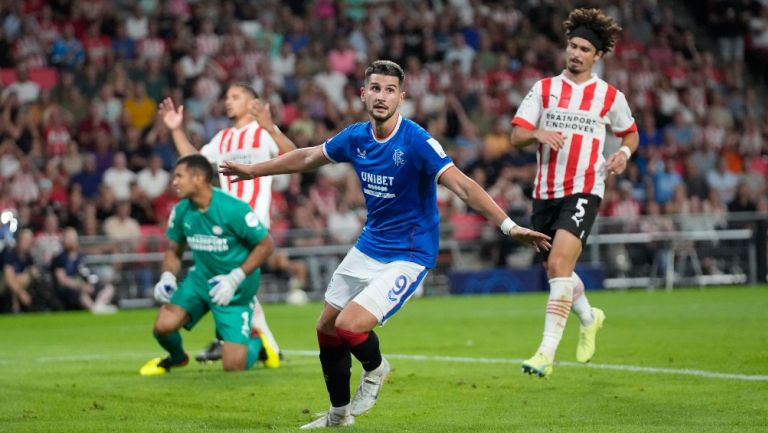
[170,271,260,345]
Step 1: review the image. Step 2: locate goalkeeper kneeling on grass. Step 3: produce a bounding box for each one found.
[140,154,274,376]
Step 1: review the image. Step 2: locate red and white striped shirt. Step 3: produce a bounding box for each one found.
[512,73,636,200]
[201,121,279,228]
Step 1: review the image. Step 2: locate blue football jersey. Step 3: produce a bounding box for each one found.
[322,115,453,268]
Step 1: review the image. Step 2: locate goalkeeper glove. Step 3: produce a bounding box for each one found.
[154,271,177,303]
[208,268,246,306]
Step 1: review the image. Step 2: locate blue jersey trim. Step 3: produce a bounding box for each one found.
[434,162,454,184]
[321,143,338,163]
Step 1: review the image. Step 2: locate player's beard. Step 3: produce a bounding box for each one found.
[567,59,583,74]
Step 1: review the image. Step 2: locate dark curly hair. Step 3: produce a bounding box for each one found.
[563,8,622,54]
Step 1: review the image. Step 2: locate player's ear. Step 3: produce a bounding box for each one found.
[595,50,604,61]
[360,86,365,102]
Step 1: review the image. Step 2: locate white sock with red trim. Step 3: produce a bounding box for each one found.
[536,277,574,360]
[571,272,594,326]
[250,299,281,353]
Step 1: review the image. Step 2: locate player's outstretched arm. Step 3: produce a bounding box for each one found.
[157,97,197,156]
[510,125,565,152]
[439,166,551,252]
[219,145,331,182]
[249,99,297,154]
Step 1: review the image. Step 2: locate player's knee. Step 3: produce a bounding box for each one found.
[316,319,336,336]
[153,322,174,336]
[222,358,246,372]
[335,326,369,347]
[546,253,573,277]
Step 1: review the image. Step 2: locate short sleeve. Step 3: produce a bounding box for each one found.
[165,204,185,244]
[607,91,637,137]
[413,131,453,182]
[200,130,225,164]
[321,127,353,163]
[229,204,268,249]
[511,80,542,130]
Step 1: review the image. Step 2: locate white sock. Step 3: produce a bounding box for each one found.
[571,272,594,326]
[251,299,281,353]
[537,277,574,360]
[330,404,350,415]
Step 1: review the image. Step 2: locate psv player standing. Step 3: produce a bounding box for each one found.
[510,8,639,377]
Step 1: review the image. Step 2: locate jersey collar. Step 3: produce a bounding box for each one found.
[370,114,402,143]
[559,71,597,87]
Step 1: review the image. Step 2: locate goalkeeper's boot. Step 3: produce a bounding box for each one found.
[522,352,553,378]
[350,358,390,416]
[259,338,282,368]
[139,353,189,376]
[300,406,355,429]
[576,307,605,363]
[195,340,223,363]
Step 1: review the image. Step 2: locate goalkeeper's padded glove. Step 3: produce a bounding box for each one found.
[153,271,177,303]
[208,267,246,306]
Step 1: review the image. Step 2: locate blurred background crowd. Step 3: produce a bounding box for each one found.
[0,0,766,313]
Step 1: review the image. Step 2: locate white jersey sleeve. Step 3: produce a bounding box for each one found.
[200,130,224,164]
[262,126,280,158]
[511,80,542,130]
[606,90,636,137]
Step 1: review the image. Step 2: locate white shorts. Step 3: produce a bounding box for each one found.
[325,247,429,324]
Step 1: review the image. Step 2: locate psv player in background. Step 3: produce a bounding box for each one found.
[510,8,639,378]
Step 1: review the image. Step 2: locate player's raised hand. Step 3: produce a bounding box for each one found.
[219,160,254,182]
[506,226,552,253]
[158,98,184,131]
[604,150,629,175]
[250,99,274,130]
[533,129,566,152]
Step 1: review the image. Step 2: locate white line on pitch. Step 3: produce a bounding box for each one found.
[283,350,768,382]
[2,351,766,382]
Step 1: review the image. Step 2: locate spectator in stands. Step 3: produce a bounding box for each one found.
[327,198,363,244]
[102,152,136,201]
[123,83,157,131]
[653,158,684,205]
[706,157,741,205]
[728,182,757,214]
[1,229,37,313]
[2,65,40,105]
[32,212,63,267]
[136,154,170,200]
[102,200,141,246]
[52,227,116,313]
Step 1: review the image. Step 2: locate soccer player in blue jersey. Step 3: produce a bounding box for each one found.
[220,60,551,428]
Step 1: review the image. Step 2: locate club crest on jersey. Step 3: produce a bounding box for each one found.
[212,225,223,235]
[356,148,367,159]
[393,148,405,167]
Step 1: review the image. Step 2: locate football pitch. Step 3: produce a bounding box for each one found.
[1,286,767,432]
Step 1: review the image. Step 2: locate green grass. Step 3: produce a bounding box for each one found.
[1,286,767,432]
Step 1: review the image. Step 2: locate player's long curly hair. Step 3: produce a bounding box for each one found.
[563,8,622,53]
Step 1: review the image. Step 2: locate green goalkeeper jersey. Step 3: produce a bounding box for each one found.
[167,188,268,283]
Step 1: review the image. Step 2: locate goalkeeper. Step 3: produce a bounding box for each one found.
[140,154,274,376]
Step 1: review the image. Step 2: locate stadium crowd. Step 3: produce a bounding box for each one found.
[0,0,766,312]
